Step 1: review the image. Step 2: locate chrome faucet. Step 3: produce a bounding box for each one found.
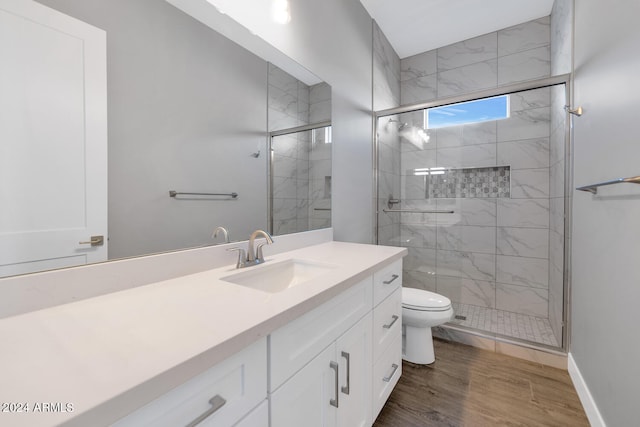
[212,226,230,243]
[247,229,274,263]
[227,229,274,268]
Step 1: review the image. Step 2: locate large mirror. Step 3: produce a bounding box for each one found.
[0,0,330,278]
[268,64,332,236]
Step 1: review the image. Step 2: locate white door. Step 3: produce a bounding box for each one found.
[336,313,372,427]
[270,344,338,427]
[0,0,107,277]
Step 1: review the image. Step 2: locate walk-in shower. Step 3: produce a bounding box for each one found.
[375,76,571,351]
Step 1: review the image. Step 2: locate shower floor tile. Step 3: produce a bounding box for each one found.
[449,302,559,347]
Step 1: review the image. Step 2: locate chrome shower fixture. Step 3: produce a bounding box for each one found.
[387,118,409,130]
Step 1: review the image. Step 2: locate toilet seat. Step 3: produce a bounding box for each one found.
[402,287,452,312]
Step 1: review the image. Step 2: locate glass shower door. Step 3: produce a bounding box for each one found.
[376,83,567,350]
[270,125,332,236]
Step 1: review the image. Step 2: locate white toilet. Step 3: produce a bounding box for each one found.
[402,287,454,364]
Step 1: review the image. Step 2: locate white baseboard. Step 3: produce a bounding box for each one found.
[567,352,606,427]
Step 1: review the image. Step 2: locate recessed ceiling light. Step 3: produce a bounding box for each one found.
[272,0,291,24]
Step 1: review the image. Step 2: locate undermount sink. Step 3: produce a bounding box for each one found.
[220,258,337,293]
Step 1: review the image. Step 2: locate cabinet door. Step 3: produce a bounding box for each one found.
[270,277,372,391]
[372,333,402,420]
[233,400,268,427]
[372,287,402,363]
[336,312,372,427]
[270,344,338,427]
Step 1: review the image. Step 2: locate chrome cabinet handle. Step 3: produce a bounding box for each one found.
[185,395,226,427]
[383,315,399,329]
[341,351,350,395]
[330,361,339,408]
[383,274,399,285]
[383,363,399,382]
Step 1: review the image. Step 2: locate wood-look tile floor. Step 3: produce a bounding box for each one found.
[374,339,590,427]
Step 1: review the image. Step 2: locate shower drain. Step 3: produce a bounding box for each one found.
[454,315,467,321]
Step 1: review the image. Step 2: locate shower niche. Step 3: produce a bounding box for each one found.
[375,81,569,351]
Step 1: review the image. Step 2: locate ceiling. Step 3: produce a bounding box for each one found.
[359,0,556,58]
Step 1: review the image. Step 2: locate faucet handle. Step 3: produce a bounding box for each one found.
[226,247,246,268]
[256,242,270,263]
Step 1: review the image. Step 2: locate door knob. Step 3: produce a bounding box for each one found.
[79,235,104,246]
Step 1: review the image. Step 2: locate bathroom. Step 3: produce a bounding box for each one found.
[0,0,638,426]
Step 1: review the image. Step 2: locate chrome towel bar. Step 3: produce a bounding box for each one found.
[382,209,454,214]
[576,175,640,194]
[169,191,238,198]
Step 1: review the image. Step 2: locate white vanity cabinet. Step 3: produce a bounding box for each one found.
[112,338,267,427]
[270,258,403,427]
[112,257,403,427]
[270,312,372,427]
[269,277,373,390]
[371,260,403,420]
[269,277,373,427]
[234,401,268,427]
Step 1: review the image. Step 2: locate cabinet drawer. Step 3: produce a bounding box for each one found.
[373,259,402,307]
[234,400,268,427]
[270,277,373,391]
[372,287,402,363]
[113,338,267,427]
[372,333,402,420]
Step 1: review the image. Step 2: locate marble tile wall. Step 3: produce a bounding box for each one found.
[551,0,573,76]
[397,87,556,322]
[373,21,401,111]
[392,17,569,342]
[308,82,332,231]
[548,84,567,346]
[547,0,572,347]
[373,21,402,246]
[269,64,311,235]
[400,17,551,105]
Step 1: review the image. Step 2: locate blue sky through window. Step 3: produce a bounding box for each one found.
[425,95,509,129]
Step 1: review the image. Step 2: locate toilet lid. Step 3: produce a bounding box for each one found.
[402,287,452,311]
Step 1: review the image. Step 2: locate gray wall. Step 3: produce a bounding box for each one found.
[36,0,269,258]
[373,21,402,248]
[226,0,375,243]
[572,0,640,425]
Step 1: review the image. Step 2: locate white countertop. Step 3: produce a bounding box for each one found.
[0,241,406,426]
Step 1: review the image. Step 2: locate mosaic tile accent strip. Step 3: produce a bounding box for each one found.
[448,302,559,347]
[430,166,510,198]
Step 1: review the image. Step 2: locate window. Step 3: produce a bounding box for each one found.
[311,126,332,144]
[425,95,509,129]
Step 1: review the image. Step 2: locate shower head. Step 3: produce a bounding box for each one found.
[385,117,430,147]
[387,118,409,130]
